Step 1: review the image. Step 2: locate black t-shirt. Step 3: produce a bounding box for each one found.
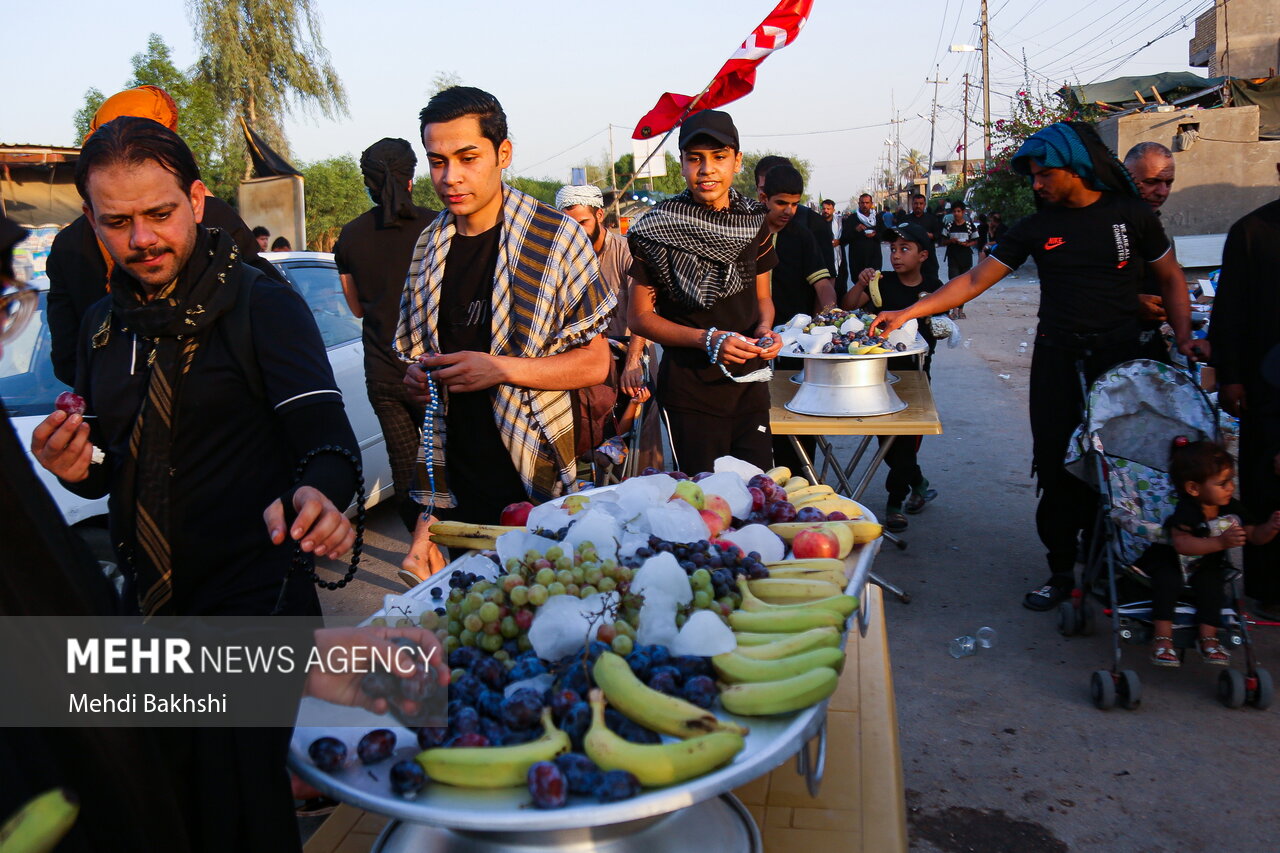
[770,218,831,325]
[866,270,943,368]
[990,193,1171,334]
[1164,497,1252,573]
[630,227,777,416]
[437,224,525,520]
[333,205,437,383]
[943,219,979,262]
[896,211,941,249]
[76,275,343,615]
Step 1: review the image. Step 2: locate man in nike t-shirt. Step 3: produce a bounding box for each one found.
[870,123,1201,612]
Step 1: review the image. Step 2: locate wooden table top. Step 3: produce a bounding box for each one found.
[769,370,943,437]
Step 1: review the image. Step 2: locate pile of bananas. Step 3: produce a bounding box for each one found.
[428,521,522,551]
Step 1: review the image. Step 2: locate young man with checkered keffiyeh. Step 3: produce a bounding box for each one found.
[395,88,616,578]
[626,110,784,475]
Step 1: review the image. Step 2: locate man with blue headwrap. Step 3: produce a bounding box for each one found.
[872,121,1203,612]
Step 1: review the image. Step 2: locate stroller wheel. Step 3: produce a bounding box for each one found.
[1251,668,1273,711]
[1218,669,1246,709]
[1117,670,1142,710]
[1057,601,1077,637]
[1090,670,1116,710]
[1079,601,1096,637]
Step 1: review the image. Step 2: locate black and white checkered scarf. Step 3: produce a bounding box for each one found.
[627,189,765,311]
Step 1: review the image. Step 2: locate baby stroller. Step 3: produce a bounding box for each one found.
[1058,358,1271,710]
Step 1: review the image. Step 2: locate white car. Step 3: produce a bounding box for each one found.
[0,251,394,564]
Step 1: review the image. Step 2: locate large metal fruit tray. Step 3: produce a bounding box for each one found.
[782,336,928,418]
[287,498,882,833]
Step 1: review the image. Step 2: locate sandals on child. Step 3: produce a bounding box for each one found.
[1150,636,1179,667]
[1198,637,1231,666]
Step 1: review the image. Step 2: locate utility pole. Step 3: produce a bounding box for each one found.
[607,125,620,223]
[980,0,992,164]
[962,73,970,188]
[926,66,948,199]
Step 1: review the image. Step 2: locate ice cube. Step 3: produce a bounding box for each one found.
[528,595,594,662]
[453,552,501,582]
[526,501,572,535]
[720,524,785,564]
[618,533,651,560]
[712,456,764,482]
[496,530,563,569]
[778,327,801,348]
[885,319,917,348]
[635,589,679,649]
[564,508,621,561]
[631,551,693,606]
[839,316,864,335]
[700,470,753,519]
[646,501,709,544]
[504,673,555,698]
[670,610,737,657]
[787,313,812,329]
[380,594,431,627]
[614,474,676,520]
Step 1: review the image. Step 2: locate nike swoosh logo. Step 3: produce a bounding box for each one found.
[1044,238,1065,250]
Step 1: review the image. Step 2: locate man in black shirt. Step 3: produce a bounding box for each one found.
[398,88,615,532]
[1209,187,1280,614]
[942,201,980,318]
[896,193,941,282]
[872,122,1200,611]
[1123,141,1179,362]
[335,138,439,585]
[629,110,783,474]
[754,155,836,284]
[844,193,883,277]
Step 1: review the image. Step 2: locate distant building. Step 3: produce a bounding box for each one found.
[1189,0,1278,79]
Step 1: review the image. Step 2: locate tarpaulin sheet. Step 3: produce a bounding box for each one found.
[1228,77,1280,139]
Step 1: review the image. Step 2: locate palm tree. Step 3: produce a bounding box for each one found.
[879,167,896,193]
[898,149,926,187]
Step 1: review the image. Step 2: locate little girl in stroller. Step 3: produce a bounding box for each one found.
[1141,439,1280,667]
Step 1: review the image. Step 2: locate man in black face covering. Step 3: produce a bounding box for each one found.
[335,138,439,586]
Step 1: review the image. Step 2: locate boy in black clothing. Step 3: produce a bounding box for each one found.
[842,222,940,531]
[628,110,783,474]
[943,202,980,319]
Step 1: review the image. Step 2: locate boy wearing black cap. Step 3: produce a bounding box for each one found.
[627,110,783,474]
[843,221,941,531]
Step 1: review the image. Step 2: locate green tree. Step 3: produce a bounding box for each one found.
[73,88,107,142]
[612,151,687,195]
[411,174,442,211]
[968,87,1098,222]
[731,151,814,197]
[301,155,367,251]
[429,71,463,96]
[506,176,562,205]
[189,0,348,176]
[897,148,926,187]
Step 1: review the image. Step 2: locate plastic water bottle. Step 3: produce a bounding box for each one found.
[976,627,997,648]
[949,635,977,658]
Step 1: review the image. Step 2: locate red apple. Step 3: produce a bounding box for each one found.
[699,508,727,537]
[704,494,733,528]
[500,501,534,527]
[792,526,841,559]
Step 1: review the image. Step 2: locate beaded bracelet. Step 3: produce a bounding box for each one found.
[710,331,734,365]
[704,326,719,363]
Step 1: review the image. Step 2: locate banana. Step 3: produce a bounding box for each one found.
[428,520,522,538]
[765,466,792,485]
[584,690,744,787]
[0,789,78,853]
[734,630,811,645]
[786,484,836,501]
[733,626,841,660]
[713,647,846,683]
[729,607,846,633]
[766,558,847,571]
[718,667,841,716]
[760,566,847,587]
[783,476,811,493]
[429,534,499,550]
[592,652,747,738]
[846,520,883,544]
[416,707,569,787]
[748,577,845,602]
[738,577,858,618]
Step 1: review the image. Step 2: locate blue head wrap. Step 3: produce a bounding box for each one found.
[1010,122,1137,196]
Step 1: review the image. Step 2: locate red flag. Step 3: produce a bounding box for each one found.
[632,0,814,140]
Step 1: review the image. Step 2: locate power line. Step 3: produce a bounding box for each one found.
[741,119,897,138]
[515,126,607,173]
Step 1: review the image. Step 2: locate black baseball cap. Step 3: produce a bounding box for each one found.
[888,221,930,248]
[679,110,740,151]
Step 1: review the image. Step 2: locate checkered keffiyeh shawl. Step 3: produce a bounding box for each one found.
[394,184,616,506]
[627,189,765,311]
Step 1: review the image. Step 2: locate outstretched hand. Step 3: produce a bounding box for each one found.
[869,309,909,337]
[264,485,354,558]
[305,625,448,713]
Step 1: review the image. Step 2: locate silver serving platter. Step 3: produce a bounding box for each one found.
[783,337,928,417]
[287,498,882,834]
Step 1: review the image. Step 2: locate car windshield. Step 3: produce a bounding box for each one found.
[0,292,71,416]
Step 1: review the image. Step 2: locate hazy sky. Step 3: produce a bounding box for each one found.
[4,0,1208,204]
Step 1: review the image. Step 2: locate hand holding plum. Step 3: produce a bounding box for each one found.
[31,409,93,482]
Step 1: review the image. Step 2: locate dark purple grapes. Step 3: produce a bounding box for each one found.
[449,673,481,705]
[451,705,481,735]
[647,665,682,695]
[594,769,642,802]
[449,647,481,670]
[671,656,712,681]
[500,688,543,730]
[472,656,508,690]
[618,720,662,744]
[509,657,548,682]
[561,702,592,751]
[645,645,672,669]
[557,660,592,696]
[746,563,769,580]
[357,729,396,764]
[308,737,347,772]
[431,587,443,599]
[587,641,610,661]
[555,753,603,795]
[390,759,427,797]
[550,689,581,721]
[625,651,652,682]
[527,761,568,809]
[682,675,718,709]
[476,689,505,720]
[417,727,448,749]
[482,717,510,744]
